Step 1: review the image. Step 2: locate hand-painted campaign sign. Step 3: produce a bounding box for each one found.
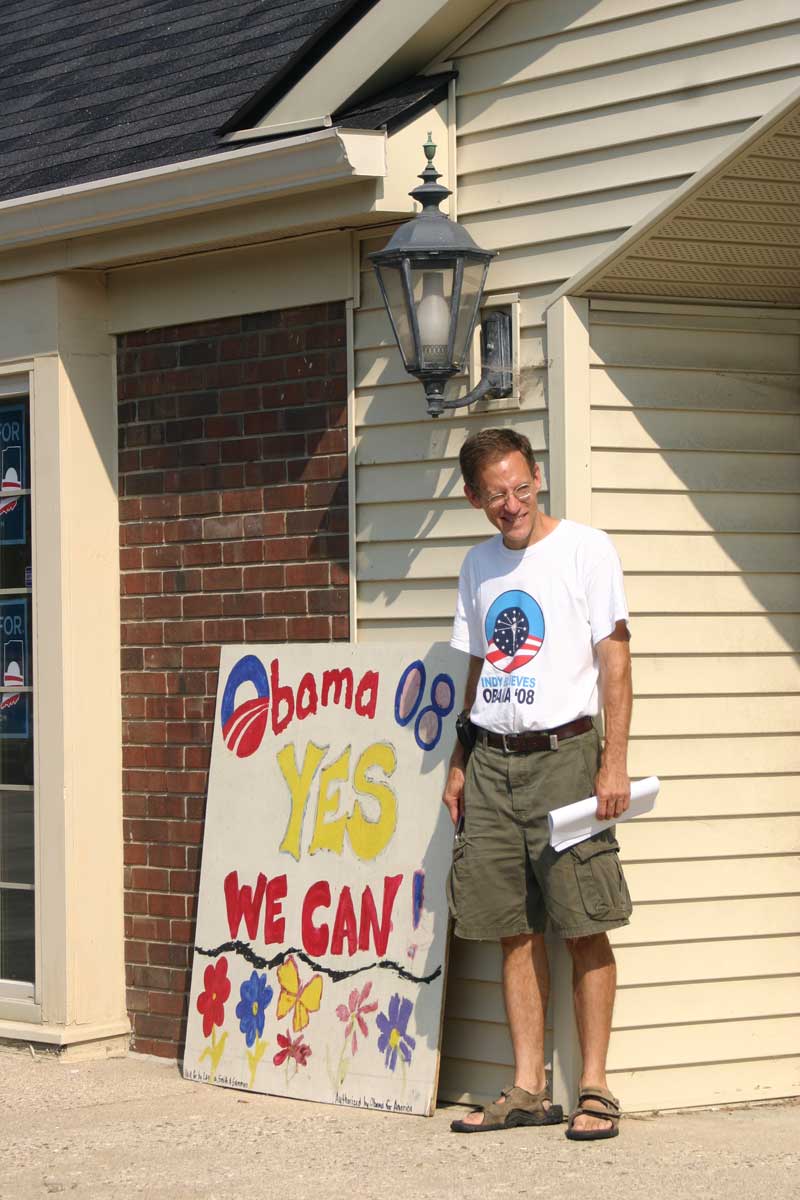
[184,643,466,1116]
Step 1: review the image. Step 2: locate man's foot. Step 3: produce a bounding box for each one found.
[451,1085,562,1132]
[565,1085,620,1140]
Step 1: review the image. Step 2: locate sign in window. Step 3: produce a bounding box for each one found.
[0,395,34,992]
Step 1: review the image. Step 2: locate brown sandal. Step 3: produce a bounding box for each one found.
[565,1085,621,1140]
[450,1085,563,1133]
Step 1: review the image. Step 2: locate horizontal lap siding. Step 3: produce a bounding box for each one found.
[450,0,800,1109]
[589,302,800,1111]
[354,0,800,1108]
[354,229,551,1101]
[353,232,550,1106]
[454,0,800,454]
[353,232,551,645]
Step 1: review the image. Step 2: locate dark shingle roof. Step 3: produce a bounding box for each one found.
[0,0,376,202]
[335,72,455,133]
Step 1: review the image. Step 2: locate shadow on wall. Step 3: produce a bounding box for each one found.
[353,343,550,617]
[595,355,800,651]
[354,315,798,667]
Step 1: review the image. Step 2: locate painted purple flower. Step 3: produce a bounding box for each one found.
[375,993,416,1072]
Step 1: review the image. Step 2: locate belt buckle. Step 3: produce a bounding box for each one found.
[500,733,513,755]
[549,733,559,751]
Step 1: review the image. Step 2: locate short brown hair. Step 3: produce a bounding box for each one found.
[459,428,536,493]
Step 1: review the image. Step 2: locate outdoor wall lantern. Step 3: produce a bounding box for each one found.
[370,136,512,418]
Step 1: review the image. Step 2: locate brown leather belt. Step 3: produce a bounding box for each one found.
[476,716,594,754]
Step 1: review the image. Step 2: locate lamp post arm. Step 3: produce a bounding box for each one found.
[426,310,513,417]
[440,373,497,411]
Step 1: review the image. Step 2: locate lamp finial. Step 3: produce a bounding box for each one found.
[411,134,450,213]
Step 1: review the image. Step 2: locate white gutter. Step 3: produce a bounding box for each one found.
[0,127,387,253]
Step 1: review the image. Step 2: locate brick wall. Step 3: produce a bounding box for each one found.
[117,301,349,1058]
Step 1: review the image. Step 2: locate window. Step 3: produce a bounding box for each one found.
[0,392,34,998]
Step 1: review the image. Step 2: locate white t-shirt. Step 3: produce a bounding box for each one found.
[450,520,629,734]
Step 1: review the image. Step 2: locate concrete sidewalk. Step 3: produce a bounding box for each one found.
[1,1048,797,1200]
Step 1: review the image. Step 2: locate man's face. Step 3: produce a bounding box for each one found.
[465,450,542,549]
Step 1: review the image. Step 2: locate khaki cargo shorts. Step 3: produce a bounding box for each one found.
[447,725,632,940]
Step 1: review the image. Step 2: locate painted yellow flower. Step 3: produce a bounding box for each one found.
[276,956,323,1032]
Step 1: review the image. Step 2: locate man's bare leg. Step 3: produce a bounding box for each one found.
[566,932,617,1133]
[461,932,550,1126]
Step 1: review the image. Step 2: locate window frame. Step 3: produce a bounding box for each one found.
[0,365,40,1020]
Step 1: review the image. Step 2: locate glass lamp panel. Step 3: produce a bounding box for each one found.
[451,261,488,368]
[375,264,417,369]
[411,265,455,369]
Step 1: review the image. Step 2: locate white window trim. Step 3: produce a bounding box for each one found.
[0,276,129,1054]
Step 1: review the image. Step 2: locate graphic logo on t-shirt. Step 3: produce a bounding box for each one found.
[484,590,545,673]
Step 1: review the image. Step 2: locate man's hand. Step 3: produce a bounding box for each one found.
[595,622,633,823]
[442,657,482,825]
[594,761,630,822]
[442,756,466,825]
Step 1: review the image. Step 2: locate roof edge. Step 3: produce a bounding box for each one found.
[0,129,386,256]
[544,80,800,312]
[218,0,382,136]
[333,70,456,133]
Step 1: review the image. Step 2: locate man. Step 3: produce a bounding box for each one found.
[444,427,633,1141]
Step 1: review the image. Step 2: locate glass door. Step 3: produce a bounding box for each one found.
[0,393,34,997]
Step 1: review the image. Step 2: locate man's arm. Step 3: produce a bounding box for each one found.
[442,655,483,825]
[594,621,633,822]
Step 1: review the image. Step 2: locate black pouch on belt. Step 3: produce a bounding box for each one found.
[455,709,477,760]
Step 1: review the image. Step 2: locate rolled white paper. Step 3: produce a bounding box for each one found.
[548,776,660,852]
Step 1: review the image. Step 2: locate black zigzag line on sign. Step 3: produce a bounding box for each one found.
[193,941,442,985]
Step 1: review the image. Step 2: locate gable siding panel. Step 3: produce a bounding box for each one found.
[588,302,800,1112]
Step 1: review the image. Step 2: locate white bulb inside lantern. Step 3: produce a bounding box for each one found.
[417,272,450,364]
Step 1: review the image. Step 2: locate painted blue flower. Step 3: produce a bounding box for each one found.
[375,993,416,1072]
[235,971,273,1047]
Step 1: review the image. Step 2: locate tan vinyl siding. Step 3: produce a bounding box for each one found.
[353,0,800,1110]
[457,0,800,331]
[354,233,551,646]
[353,222,552,1099]
[588,300,800,1111]
[438,941,555,1106]
[567,89,800,306]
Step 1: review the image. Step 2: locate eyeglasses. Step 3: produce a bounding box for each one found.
[482,483,533,511]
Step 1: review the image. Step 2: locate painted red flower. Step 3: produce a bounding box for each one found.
[272,1030,311,1068]
[196,957,231,1038]
[335,980,378,1056]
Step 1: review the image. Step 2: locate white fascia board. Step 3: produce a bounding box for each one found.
[227,115,333,141]
[258,0,491,133]
[545,80,800,311]
[0,128,386,254]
